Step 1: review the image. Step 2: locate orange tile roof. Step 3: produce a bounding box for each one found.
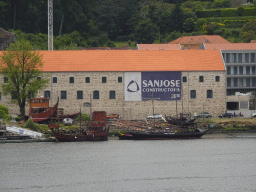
[169,35,231,44]
[0,50,225,72]
[205,43,256,50]
[137,44,180,50]
[37,50,224,72]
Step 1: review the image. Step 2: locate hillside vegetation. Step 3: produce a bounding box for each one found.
[1,0,256,49]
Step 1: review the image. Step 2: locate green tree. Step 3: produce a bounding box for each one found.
[171,4,184,32]
[240,31,255,43]
[183,18,195,32]
[0,104,11,121]
[134,18,160,43]
[0,40,49,120]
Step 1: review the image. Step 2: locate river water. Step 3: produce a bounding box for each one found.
[1,137,256,192]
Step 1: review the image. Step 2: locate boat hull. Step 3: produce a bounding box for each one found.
[130,130,208,140]
[50,129,108,142]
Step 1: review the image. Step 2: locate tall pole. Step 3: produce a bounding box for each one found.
[152,91,155,130]
[48,0,53,51]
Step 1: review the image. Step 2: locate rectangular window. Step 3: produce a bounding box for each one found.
[4,77,8,83]
[215,76,220,82]
[53,77,57,83]
[239,78,244,87]
[246,66,250,75]
[61,91,67,99]
[238,53,242,63]
[226,53,230,63]
[252,78,256,87]
[252,66,256,74]
[227,78,231,87]
[109,90,116,99]
[251,53,255,63]
[93,90,99,99]
[190,90,196,99]
[232,53,237,63]
[182,76,187,82]
[245,53,249,63]
[199,76,204,82]
[44,91,50,98]
[85,77,90,83]
[77,91,83,99]
[233,66,237,75]
[11,91,17,100]
[239,66,243,75]
[118,77,122,83]
[69,77,74,83]
[227,66,231,75]
[246,78,250,87]
[234,78,238,87]
[207,90,213,98]
[102,77,107,83]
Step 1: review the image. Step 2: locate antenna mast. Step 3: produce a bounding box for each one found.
[48,0,53,51]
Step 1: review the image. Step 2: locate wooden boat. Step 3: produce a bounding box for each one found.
[130,129,208,140]
[118,132,135,140]
[49,111,109,142]
[29,98,59,122]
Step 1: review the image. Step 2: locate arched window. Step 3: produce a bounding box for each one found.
[109,90,115,99]
[93,90,99,99]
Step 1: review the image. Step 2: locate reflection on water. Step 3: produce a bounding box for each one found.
[1,138,255,192]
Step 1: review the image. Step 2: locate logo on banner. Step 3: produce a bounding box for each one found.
[127,80,140,92]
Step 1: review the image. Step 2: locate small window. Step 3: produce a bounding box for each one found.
[234,78,238,87]
[77,91,83,99]
[109,90,115,99]
[44,91,50,98]
[118,77,122,83]
[245,53,249,63]
[85,77,90,83]
[246,66,250,75]
[226,53,230,63]
[252,66,256,74]
[207,90,213,98]
[232,53,237,63]
[182,76,187,82]
[11,91,17,100]
[69,77,74,83]
[238,53,242,63]
[61,91,67,99]
[251,53,255,63]
[28,92,34,99]
[227,66,231,75]
[37,77,41,81]
[227,78,231,87]
[246,78,250,87]
[252,78,256,87]
[93,90,99,99]
[4,77,8,83]
[233,66,237,75]
[53,77,57,83]
[239,66,243,75]
[102,77,107,83]
[239,78,244,87]
[199,76,204,82]
[215,76,220,82]
[190,90,196,99]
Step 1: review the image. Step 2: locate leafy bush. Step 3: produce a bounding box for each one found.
[14,116,21,121]
[0,104,11,121]
[76,113,91,122]
[24,119,40,131]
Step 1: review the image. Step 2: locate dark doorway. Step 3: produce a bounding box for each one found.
[227,102,239,110]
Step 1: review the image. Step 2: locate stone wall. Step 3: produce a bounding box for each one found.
[0,71,226,119]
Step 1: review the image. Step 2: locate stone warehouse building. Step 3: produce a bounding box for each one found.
[0,50,226,119]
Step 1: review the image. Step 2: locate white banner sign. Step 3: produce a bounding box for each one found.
[124,72,142,101]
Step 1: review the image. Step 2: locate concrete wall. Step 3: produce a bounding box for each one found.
[0,71,226,119]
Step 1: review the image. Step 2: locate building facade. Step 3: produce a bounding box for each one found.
[0,50,226,119]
